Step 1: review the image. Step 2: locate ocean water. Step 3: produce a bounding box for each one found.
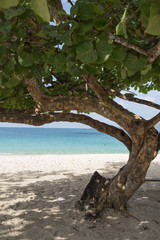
[0,127,129,155]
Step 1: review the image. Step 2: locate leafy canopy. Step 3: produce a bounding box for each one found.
[0,0,160,109]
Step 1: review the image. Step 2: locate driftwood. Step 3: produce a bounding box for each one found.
[75,171,106,213]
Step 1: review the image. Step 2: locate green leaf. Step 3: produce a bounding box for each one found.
[71,21,93,36]
[31,0,50,22]
[125,54,147,72]
[32,48,43,63]
[93,4,105,15]
[106,0,122,8]
[139,0,151,17]
[116,8,128,39]
[124,93,135,97]
[16,27,26,39]
[96,40,112,64]
[2,22,12,33]
[81,64,97,74]
[36,30,46,38]
[9,75,21,87]
[104,57,116,69]
[145,2,160,35]
[0,0,19,9]
[59,32,72,45]
[14,64,24,75]
[141,64,152,75]
[70,3,79,17]
[141,70,152,84]
[121,68,127,79]
[54,53,67,72]
[12,25,27,39]
[4,58,16,73]
[139,0,151,27]
[127,69,137,77]
[67,62,82,76]
[94,18,108,30]
[18,51,34,67]
[140,13,149,28]
[2,73,21,88]
[47,55,55,65]
[76,41,98,64]
[43,24,58,38]
[112,47,127,61]
[78,3,94,20]
[10,40,20,52]
[0,32,9,43]
[5,7,25,20]
[77,22,93,35]
[10,97,17,105]
[77,0,97,3]
[0,45,7,65]
[57,10,68,17]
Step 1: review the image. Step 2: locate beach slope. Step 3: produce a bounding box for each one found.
[0,154,160,240]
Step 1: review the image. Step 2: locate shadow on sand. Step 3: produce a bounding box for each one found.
[0,164,160,240]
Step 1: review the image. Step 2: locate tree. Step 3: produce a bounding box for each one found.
[0,0,160,217]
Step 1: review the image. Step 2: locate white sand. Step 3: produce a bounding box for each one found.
[0,154,160,240]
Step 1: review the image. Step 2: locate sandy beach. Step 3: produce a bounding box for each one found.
[0,153,160,240]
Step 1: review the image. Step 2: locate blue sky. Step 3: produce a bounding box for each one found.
[0,0,159,128]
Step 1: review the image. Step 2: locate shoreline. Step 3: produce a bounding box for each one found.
[0,153,159,174]
[0,152,129,155]
[0,153,129,156]
[0,152,159,156]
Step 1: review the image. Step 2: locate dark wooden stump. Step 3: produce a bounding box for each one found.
[75,171,107,215]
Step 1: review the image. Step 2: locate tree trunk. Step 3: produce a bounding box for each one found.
[76,128,159,218]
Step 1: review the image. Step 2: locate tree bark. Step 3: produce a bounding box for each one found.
[77,127,159,218]
[75,171,106,214]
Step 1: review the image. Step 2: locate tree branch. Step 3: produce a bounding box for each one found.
[48,0,64,25]
[83,74,145,136]
[157,133,160,152]
[147,42,160,64]
[107,32,160,64]
[0,108,132,151]
[24,78,50,113]
[107,32,148,56]
[24,77,146,138]
[0,107,35,123]
[107,88,160,110]
[67,0,73,6]
[146,112,160,129]
[24,78,101,114]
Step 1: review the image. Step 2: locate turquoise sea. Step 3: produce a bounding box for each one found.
[0,127,129,155]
